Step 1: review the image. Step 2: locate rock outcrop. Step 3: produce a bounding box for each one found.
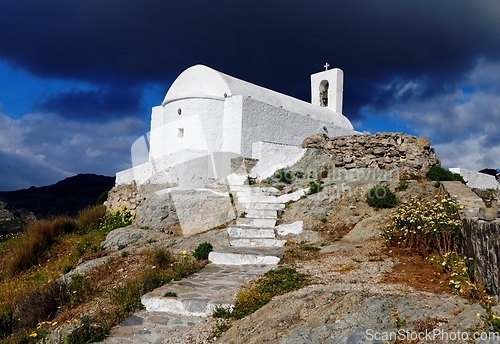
[133,189,180,234]
[133,188,236,237]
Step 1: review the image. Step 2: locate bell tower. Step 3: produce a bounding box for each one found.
[311,64,343,114]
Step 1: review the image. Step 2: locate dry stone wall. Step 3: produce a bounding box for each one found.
[104,183,166,211]
[441,181,500,298]
[461,217,500,297]
[302,133,440,177]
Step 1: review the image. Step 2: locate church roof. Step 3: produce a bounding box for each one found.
[163,64,353,130]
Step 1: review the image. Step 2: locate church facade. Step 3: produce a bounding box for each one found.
[116,65,355,187]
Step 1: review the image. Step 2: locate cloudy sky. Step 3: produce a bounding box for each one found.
[1,0,499,191]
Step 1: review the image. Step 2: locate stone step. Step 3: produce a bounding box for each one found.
[141,295,228,317]
[236,218,276,228]
[244,209,277,219]
[141,264,273,315]
[245,202,285,211]
[227,226,275,238]
[237,195,277,203]
[229,237,286,248]
[209,247,283,265]
[229,185,280,195]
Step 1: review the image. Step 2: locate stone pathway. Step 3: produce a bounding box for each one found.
[98,265,273,344]
[95,178,288,343]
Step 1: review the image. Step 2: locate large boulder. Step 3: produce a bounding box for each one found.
[172,189,236,236]
[134,189,179,234]
[134,188,236,236]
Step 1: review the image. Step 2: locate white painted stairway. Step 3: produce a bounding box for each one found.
[208,182,286,265]
[140,178,287,319]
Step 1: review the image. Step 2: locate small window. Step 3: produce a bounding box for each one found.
[319,80,329,107]
[178,128,184,138]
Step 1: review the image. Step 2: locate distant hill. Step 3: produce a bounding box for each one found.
[0,174,115,235]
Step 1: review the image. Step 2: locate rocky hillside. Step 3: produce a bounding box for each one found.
[0,174,115,236]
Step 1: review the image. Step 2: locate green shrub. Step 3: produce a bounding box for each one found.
[99,206,135,233]
[212,305,233,319]
[275,168,293,184]
[380,197,463,254]
[192,242,213,260]
[366,185,397,209]
[308,180,324,195]
[426,166,465,183]
[76,205,106,234]
[396,180,409,191]
[294,171,304,179]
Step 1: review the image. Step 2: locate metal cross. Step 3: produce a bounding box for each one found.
[324,63,330,71]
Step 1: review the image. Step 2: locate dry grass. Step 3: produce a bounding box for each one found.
[5,217,77,277]
[76,205,106,234]
[0,225,206,343]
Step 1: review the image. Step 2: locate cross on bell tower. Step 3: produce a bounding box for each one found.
[324,63,330,71]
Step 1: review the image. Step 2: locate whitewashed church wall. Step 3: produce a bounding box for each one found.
[221,95,243,154]
[250,141,306,180]
[148,105,164,161]
[240,97,354,157]
[116,149,211,186]
[149,98,225,160]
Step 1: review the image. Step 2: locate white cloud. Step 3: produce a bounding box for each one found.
[434,134,500,170]
[370,58,500,171]
[0,112,144,190]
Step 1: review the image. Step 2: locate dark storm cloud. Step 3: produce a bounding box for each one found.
[36,87,143,121]
[1,0,500,119]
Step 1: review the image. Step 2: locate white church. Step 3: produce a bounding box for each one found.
[116,64,355,187]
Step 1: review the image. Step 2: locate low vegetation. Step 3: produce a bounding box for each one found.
[308,180,324,195]
[212,267,308,338]
[381,196,463,255]
[0,205,206,343]
[99,205,136,232]
[426,165,465,183]
[395,180,409,191]
[192,242,213,260]
[5,217,77,277]
[380,194,497,319]
[366,184,397,209]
